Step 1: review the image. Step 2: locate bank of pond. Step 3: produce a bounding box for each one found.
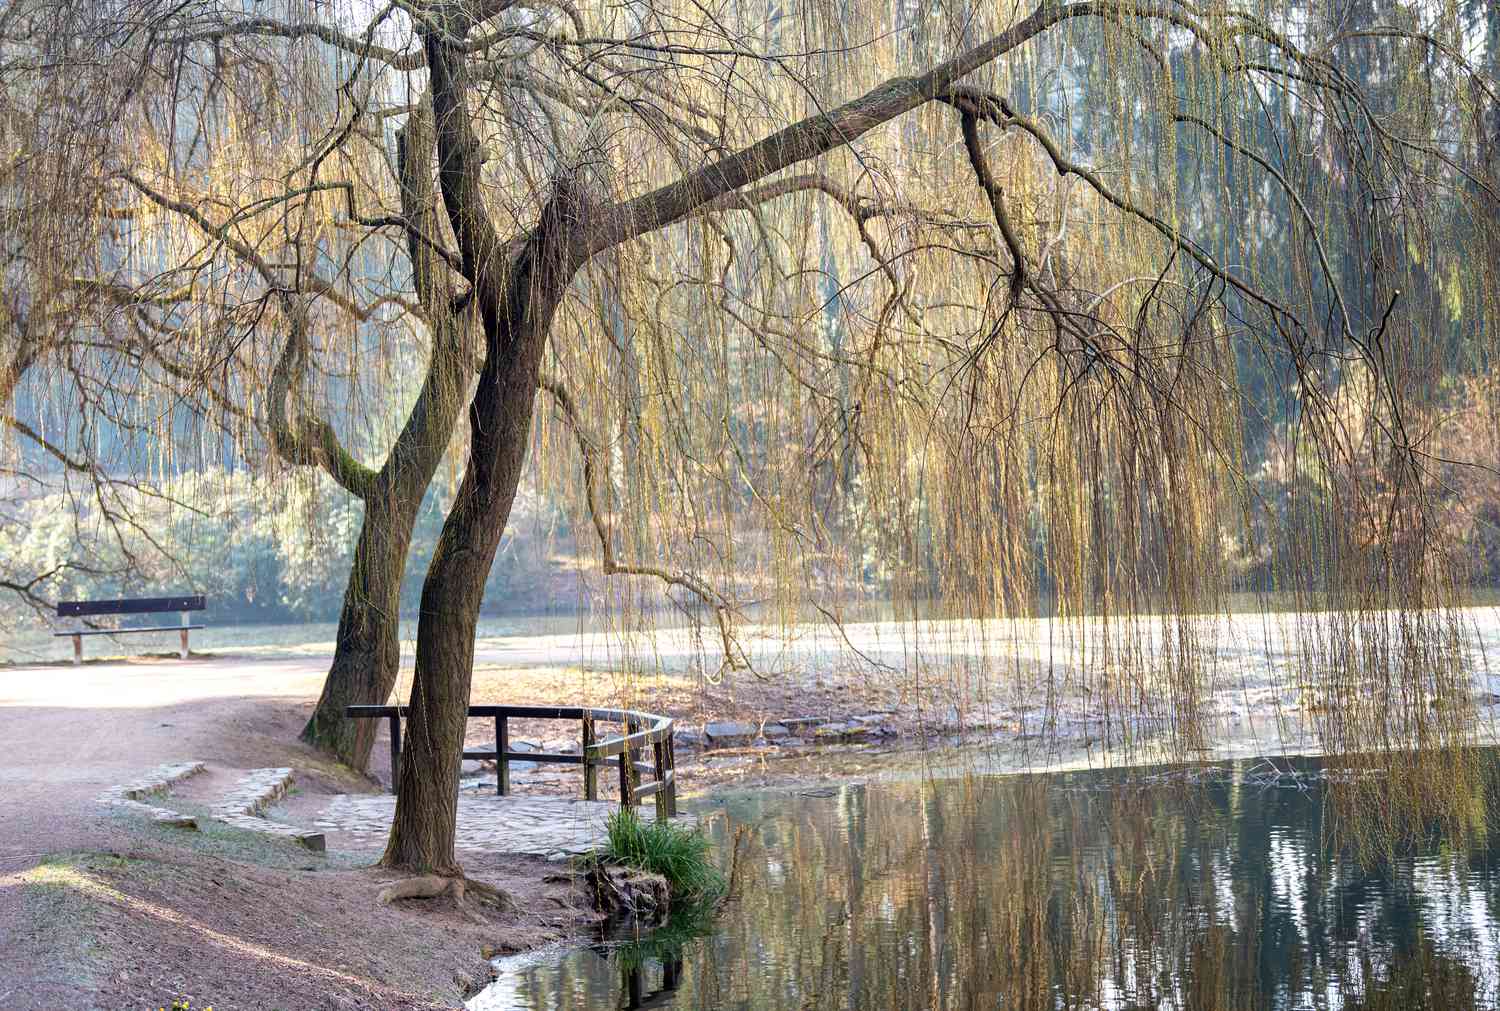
[474,751,1500,1010]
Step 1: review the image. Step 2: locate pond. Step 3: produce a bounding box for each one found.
[473,753,1500,1010]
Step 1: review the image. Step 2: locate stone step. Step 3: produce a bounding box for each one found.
[211,768,325,851]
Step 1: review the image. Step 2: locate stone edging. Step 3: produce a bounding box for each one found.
[674,707,1093,751]
[99,761,205,829]
[678,714,902,750]
[211,768,325,852]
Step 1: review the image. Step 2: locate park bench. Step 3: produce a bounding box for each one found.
[54,594,206,665]
[345,703,678,820]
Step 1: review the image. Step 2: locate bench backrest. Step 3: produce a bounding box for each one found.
[58,595,206,618]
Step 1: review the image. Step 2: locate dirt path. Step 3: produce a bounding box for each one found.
[0,655,349,1007]
[0,654,599,1010]
[0,654,345,857]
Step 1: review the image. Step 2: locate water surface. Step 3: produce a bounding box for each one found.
[476,755,1500,1010]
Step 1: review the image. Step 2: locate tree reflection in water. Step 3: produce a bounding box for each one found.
[478,754,1500,1010]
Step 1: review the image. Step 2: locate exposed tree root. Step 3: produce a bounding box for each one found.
[460,877,514,912]
[377,874,462,905]
[377,874,516,924]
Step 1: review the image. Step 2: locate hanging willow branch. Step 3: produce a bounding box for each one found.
[540,372,753,675]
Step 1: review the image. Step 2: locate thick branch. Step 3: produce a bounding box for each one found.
[941,87,1306,325]
[173,16,423,70]
[423,29,512,315]
[1,331,36,408]
[587,2,1192,257]
[266,299,378,499]
[378,89,474,503]
[170,1,541,72]
[956,111,1027,299]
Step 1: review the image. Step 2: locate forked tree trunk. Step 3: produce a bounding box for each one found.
[379,93,580,867]
[378,0,1049,866]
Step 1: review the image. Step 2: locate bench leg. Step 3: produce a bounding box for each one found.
[72,634,82,666]
[180,611,190,659]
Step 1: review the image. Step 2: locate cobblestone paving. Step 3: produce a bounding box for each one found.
[313,788,675,861]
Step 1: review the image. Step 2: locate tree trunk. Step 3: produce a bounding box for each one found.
[297,94,468,772]
[378,357,547,872]
[299,489,420,768]
[379,143,580,871]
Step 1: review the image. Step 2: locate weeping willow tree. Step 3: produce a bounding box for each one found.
[1,0,484,767]
[0,1,218,621]
[378,0,1497,877]
[9,0,1499,886]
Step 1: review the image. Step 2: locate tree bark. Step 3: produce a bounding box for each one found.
[298,489,418,766]
[378,219,578,871]
[296,312,467,770]
[380,27,583,869]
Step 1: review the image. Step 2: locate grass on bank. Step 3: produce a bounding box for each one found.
[586,809,725,903]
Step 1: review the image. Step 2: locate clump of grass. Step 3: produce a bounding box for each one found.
[593,810,724,902]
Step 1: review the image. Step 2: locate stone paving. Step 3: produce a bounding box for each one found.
[101,761,679,860]
[98,760,205,829]
[311,786,677,861]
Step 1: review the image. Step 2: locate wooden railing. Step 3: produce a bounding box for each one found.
[345,704,677,820]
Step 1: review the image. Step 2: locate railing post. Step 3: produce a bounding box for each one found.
[619,717,636,809]
[665,729,678,818]
[388,711,402,795]
[653,737,668,822]
[495,714,509,796]
[625,964,644,1009]
[669,726,681,810]
[582,714,597,801]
